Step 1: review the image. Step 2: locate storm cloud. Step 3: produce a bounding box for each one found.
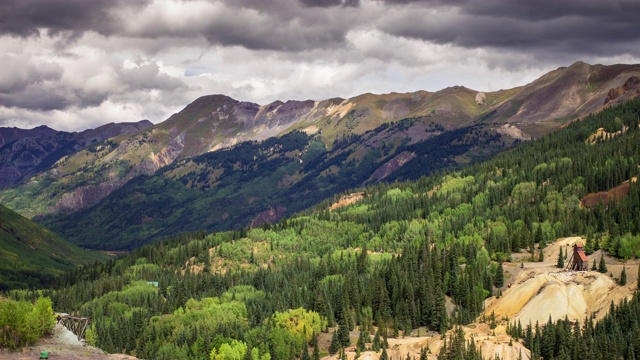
[1,0,639,131]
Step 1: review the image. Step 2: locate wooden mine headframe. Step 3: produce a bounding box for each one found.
[565,243,589,271]
[57,314,90,341]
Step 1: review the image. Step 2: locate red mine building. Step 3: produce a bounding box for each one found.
[566,243,589,271]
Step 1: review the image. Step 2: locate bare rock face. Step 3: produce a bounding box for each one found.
[54,176,133,213]
[605,76,640,105]
[475,92,486,105]
[249,206,287,228]
[148,129,186,170]
[368,151,416,183]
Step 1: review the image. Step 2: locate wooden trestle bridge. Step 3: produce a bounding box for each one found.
[57,314,90,341]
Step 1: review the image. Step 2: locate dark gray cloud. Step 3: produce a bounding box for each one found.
[379,0,640,58]
[0,87,70,111]
[1,0,639,131]
[0,0,150,37]
[299,0,360,7]
[1,0,638,56]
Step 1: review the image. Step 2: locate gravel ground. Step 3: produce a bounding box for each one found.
[0,322,138,360]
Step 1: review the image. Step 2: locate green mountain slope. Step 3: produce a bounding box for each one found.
[0,203,107,290]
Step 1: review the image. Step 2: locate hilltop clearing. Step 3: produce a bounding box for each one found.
[486,237,636,325]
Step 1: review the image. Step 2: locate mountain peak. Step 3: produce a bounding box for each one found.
[569,60,590,68]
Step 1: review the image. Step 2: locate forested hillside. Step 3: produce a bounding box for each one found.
[0,204,107,290]
[5,100,640,359]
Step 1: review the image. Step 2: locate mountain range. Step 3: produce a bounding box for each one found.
[1,61,640,250]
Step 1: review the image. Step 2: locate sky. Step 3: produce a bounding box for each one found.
[1,0,640,132]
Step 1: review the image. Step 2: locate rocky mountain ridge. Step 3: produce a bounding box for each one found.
[0,120,152,189]
[1,61,640,220]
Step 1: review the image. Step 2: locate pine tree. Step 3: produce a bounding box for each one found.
[557,248,564,268]
[494,262,504,288]
[620,266,627,286]
[380,347,389,360]
[329,330,340,354]
[372,330,381,351]
[301,346,311,360]
[598,254,608,273]
[356,330,367,351]
[536,226,545,249]
[244,346,254,360]
[591,258,597,271]
[585,235,594,255]
[312,335,320,360]
[420,347,428,360]
[338,311,350,347]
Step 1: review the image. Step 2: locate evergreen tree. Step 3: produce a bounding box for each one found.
[419,347,428,360]
[620,266,627,286]
[372,331,381,351]
[244,346,254,360]
[591,258,597,271]
[338,311,351,347]
[494,262,504,288]
[598,254,608,273]
[585,235,594,255]
[536,226,545,249]
[312,335,320,360]
[329,330,340,354]
[557,248,564,268]
[356,330,367,351]
[380,347,389,360]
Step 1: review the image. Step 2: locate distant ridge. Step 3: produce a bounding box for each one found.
[1,61,639,228]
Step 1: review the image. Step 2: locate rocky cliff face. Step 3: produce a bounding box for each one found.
[0,131,78,188]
